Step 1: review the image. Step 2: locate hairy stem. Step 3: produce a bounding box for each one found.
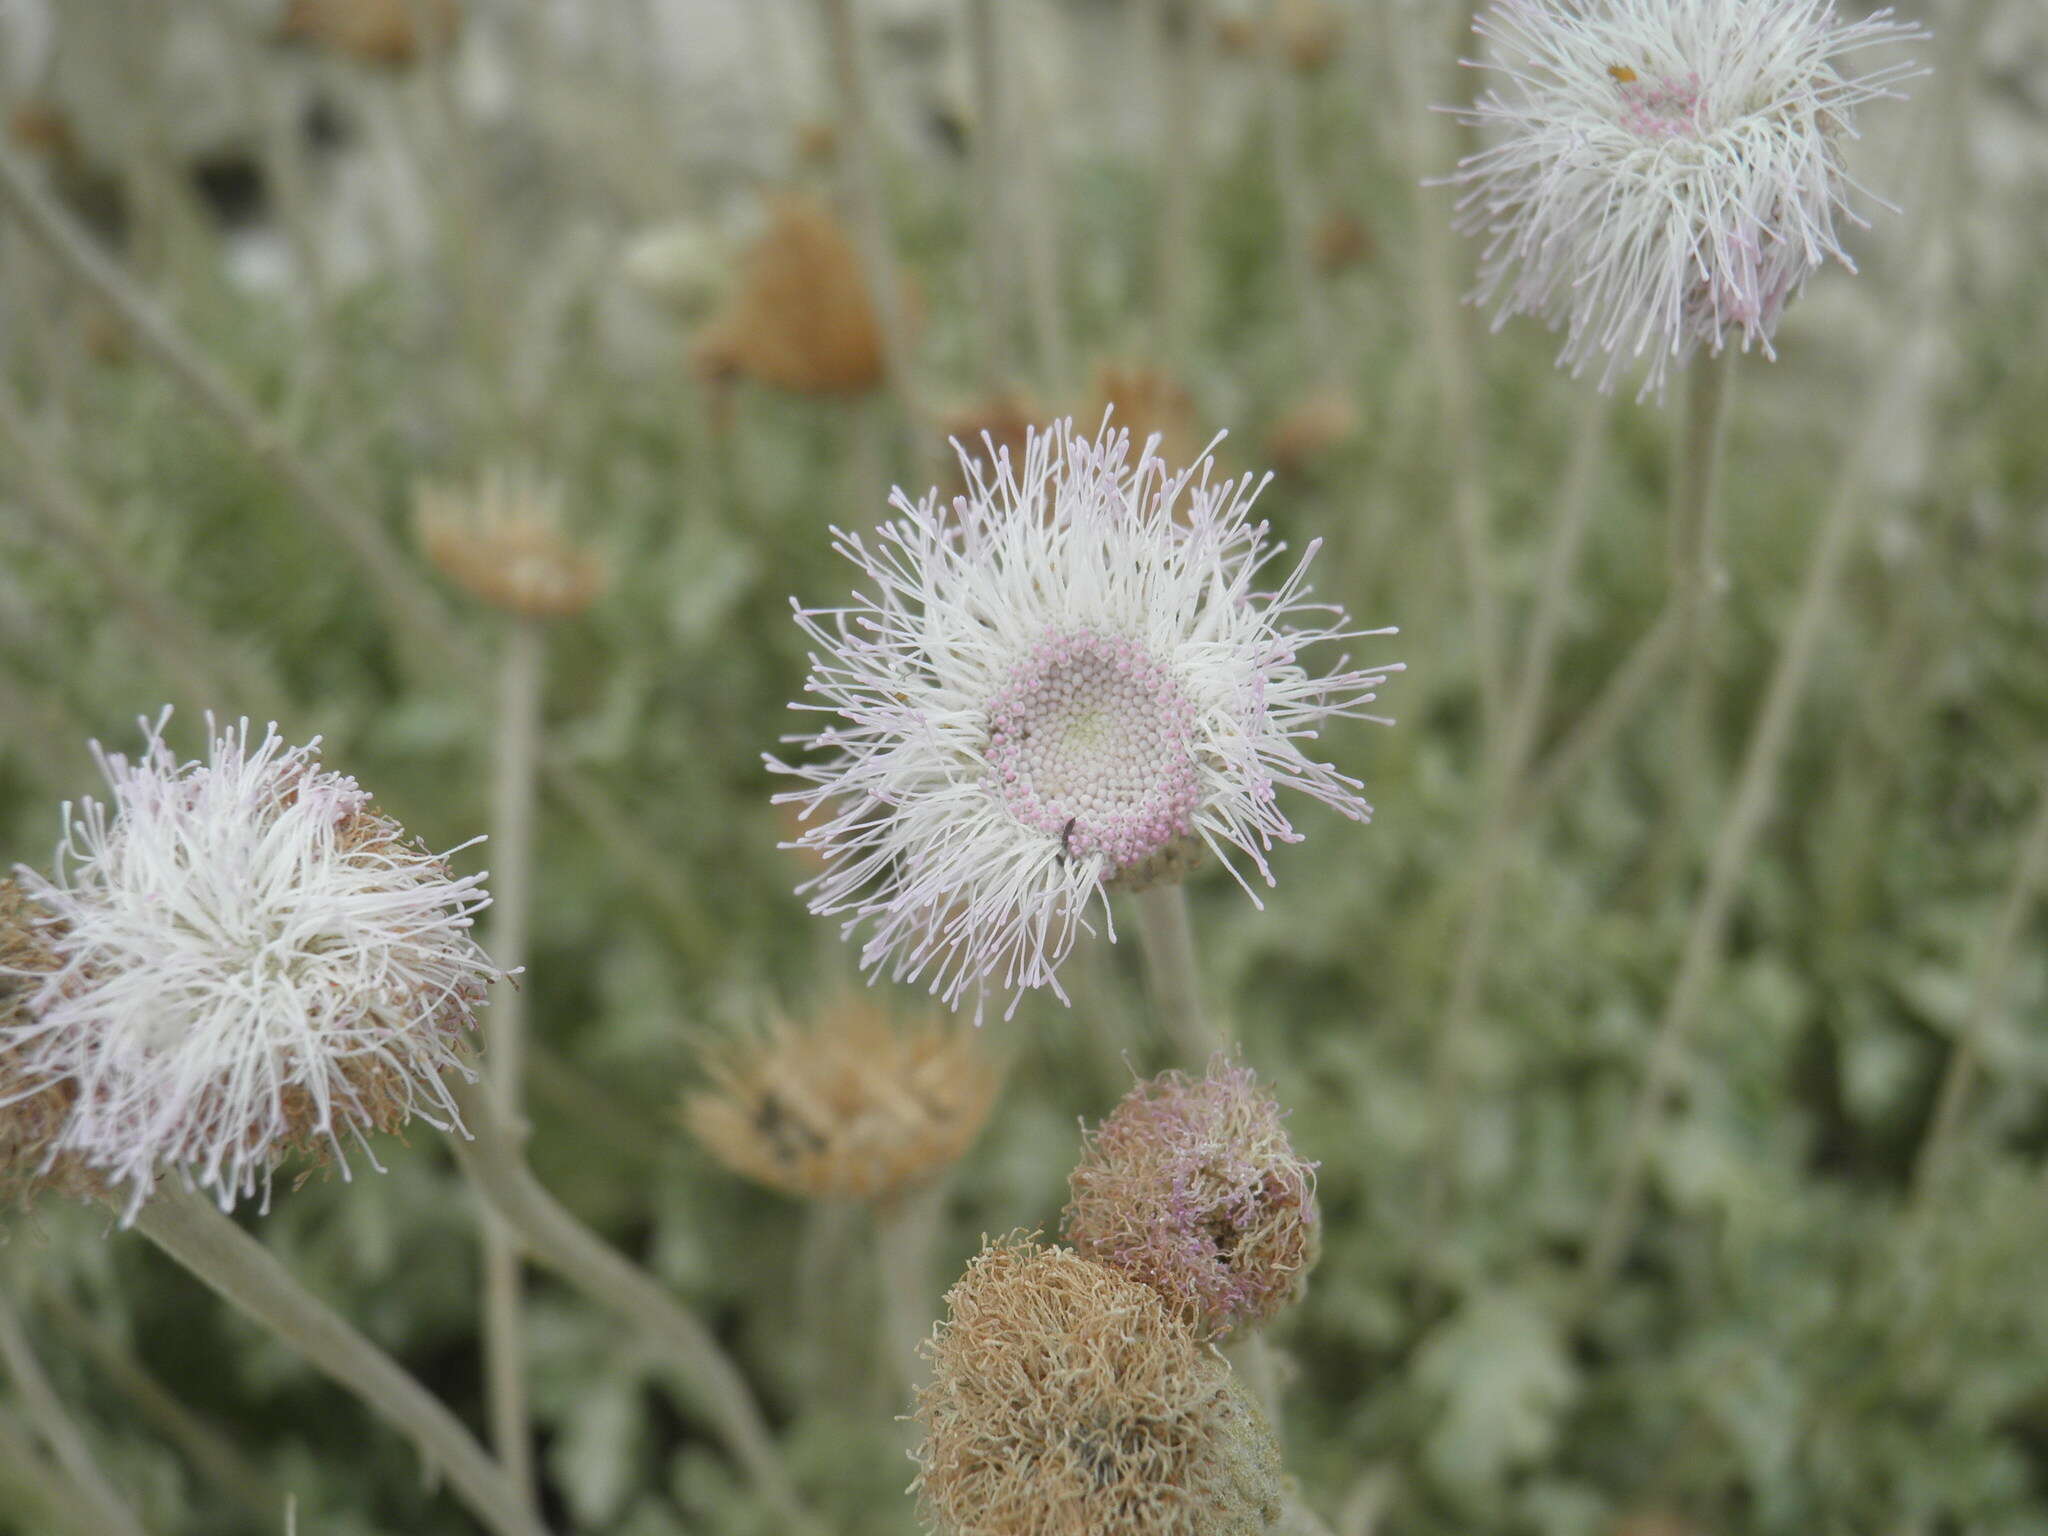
[1910,762,2048,1200]
[1131,882,1222,1064]
[131,1182,546,1536]
[446,1078,822,1535]
[0,1299,150,1536]
[479,618,545,1500]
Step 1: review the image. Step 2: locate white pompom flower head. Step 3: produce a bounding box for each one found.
[0,712,505,1221]
[768,417,1400,1020]
[1444,0,1927,399]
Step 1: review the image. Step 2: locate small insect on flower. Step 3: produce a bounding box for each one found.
[0,713,504,1221]
[767,417,1399,1019]
[1443,0,1926,398]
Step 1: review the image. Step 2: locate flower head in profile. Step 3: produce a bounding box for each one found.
[1445,0,1925,397]
[1,713,501,1220]
[1063,1055,1319,1339]
[415,466,605,621]
[768,418,1397,1017]
[912,1235,1284,1536]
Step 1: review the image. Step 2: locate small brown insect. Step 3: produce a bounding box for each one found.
[1608,64,1639,83]
[1060,818,1079,860]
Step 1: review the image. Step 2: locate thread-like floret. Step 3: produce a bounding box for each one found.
[768,417,1400,1018]
[1444,0,1925,397]
[1063,1057,1319,1339]
[684,998,1000,1202]
[912,1236,1284,1536]
[2,713,502,1220]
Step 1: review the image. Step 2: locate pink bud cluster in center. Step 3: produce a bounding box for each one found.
[983,628,1201,871]
[1616,71,1704,138]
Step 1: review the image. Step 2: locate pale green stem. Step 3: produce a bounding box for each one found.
[0,1407,131,1536]
[1010,15,1071,392]
[0,139,464,675]
[1645,351,1737,882]
[1572,330,1951,1320]
[1150,0,1204,370]
[1910,762,2048,1200]
[130,1182,546,1536]
[1570,0,1981,1318]
[1397,2,1503,749]
[0,1299,149,1536]
[446,1077,823,1536]
[38,1290,278,1528]
[1416,391,1609,1289]
[873,1181,946,1425]
[1264,1,1336,387]
[965,0,1014,388]
[480,618,545,1501]
[1514,606,1683,818]
[817,0,931,480]
[796,1200,862,1406]
[1130,882,1222,1065]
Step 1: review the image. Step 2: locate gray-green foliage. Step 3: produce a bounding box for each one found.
[3,1,2047,1533]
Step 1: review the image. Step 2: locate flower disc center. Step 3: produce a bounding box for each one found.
[985,629,1201,869]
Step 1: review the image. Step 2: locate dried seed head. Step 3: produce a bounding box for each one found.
[694,194,906,394]
[913,1235,1284,1536]
[278,0,461,66]
[3,715,502,1220]
[1263,391,1360,478]
[1063,1056,1318,1339]
[685,998,1000,1203]
[415,467,605,620]
[1082,364,1207,485]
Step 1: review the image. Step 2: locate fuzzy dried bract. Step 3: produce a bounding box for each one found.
[685,998,999,1203]
[913,1235,1284,1536]
[1064,1056,1319,1339]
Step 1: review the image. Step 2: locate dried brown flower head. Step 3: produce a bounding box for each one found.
[1312,210,1375,275]
[1212,1,1342,72]
[685,998,999,1202]
[279,0,461,67]
[0,880,100,1208]
[1263,391,1359,477]
[1063,1057,1318,1340]
[694,194,902,395]
[940,389,1043,493]
[913,1235,1284,1536]
[415,468,605,620]
[1082,363,1209,485]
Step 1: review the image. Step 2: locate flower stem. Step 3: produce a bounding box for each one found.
[131,1182,547,1536]
[965,0,1014,389]
[817,0,930,480]
[0,1298,150,1536]
[480,617,545,1501]
[0,1408,136,1536]
[1131,882,1222,1065]
[446,1078,823,1535]
[1150,0,1205,370]
[1910,761,2048,1201]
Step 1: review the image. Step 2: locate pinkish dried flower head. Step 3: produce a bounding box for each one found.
[1445,0,1925,397]
[1062,1056,1318,1340]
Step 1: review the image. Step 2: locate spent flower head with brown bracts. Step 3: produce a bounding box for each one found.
[415,466,606,621]
[768,418,1399,1018]
[0,713,504,1222]
[684,996,1001,1204]
[912,1234,1284,1536]
[1444,0,1926,398]
[1063,1055,1319,1340]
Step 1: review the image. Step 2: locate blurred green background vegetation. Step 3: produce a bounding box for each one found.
[3,0,2047,1533]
